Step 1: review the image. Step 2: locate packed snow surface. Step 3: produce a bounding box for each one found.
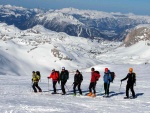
[0,64,149,113]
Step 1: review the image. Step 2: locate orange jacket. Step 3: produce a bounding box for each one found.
[49,71,59,81]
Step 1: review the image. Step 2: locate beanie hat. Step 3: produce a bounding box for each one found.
[105,68,108,72]
[76,70,79,73]
[32,71,35,73]
[91,68,95,71]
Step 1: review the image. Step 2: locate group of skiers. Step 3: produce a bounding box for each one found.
[31,67,136,99]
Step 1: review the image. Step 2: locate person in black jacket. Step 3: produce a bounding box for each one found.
[121,68,136,98]
[59,67,69,95]
[73,70,83,96]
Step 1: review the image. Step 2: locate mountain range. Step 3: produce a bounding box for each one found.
[1,5,150,41]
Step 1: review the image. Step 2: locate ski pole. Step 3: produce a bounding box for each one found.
[48,78,50,92]
[99,84,104,93]
[30,82,32,92]
[65,85,69,91]
[68,83,74,90]
[119,82,122,92]
[65,84,73,92]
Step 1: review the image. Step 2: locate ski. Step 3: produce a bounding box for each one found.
[103,95,110,98]
[51,92,61,94]
[124,97,129,99]
[129,96,137,99]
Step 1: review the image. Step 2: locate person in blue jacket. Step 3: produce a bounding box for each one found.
[103,68,112,97]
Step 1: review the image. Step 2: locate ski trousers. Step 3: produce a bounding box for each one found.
[73,82,82,95]
[61,80,67,94]
[32,82,42,92]
[126,83,135,97]
[104,83,110,95]
[89,82,97,94]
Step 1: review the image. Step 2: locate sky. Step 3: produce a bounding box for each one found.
[0,0,150,16]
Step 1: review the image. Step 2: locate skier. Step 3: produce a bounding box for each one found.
[87,68,100,97]
[59,67,69,95]
[47,69,59,94]
[121,68,136,99]
[73,70,83,96]
[32,71,42,93]
[103,68,112,97]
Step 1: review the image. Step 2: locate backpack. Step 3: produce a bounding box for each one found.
[79,73,83,82]
[55,71,60,80]
[65,70,69,79]
[94,71,100,81]
[110,72,115,82]
[95,71,100,74]
[131,73,136,84]
[36,71,41,80]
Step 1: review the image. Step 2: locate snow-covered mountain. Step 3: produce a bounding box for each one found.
[0,23,120,76]
[23,8,150,40]
[0,23,150,76]
[0,5,43,29]
[1,5,150,40]
[96,24,150,64]
[124,24,150,47]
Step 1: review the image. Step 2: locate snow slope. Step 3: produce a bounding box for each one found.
[97,41,150,64]
[0,64,149,113]
[0,23,120,76]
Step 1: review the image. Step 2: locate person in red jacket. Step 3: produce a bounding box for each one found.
[87,68,100,97]
[47,69,59,94]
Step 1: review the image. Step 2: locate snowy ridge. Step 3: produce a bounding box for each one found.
[35,11,83,25]
[26,7,150,40]
[0,23,120,76]
[0,4,43,15]
[58,7,150,22]
[57,8,114,19]
[1,5,150,40]
[0,23,150,77]
[135,24,150,29]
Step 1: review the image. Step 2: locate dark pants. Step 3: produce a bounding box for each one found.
[61,80,67,94]
[126,84,135,97]
[32,82,42,92]
[73,83,82,95]
[53,81,57,93]
[89,82,96,94]
[104,83,110,95]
